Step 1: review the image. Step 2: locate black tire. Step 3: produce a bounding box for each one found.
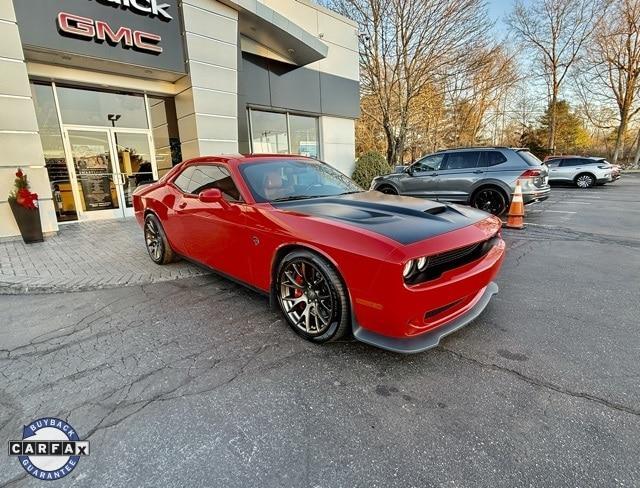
[471,187,508,216]
[276,250,349,344]
[377,185,398,195]
[575,173,595,189]
[144,213,177,265]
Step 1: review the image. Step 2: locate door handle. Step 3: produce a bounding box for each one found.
[473,170,483,174]
[178,202,187,209]
[429,172,438,177]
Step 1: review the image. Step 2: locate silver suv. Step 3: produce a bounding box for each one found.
[370,147,550,215]
[544,156,612,188]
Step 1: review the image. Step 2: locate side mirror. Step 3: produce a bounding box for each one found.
[198,188,223,203]
[406,166,414,176]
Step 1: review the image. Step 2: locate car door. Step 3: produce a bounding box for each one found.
[400,153,446,198]
[174,164,252,283]
[434,151,482,201]
[162,165,195,255]
[557,159,580,181]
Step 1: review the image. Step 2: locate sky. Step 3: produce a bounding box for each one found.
[487,0,518,37]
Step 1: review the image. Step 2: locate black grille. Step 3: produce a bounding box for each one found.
[405,236,499,285]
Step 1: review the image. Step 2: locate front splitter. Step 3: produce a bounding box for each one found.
[352,282,499,354]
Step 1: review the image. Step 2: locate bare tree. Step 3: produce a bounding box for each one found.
[579,0,640,164]
[324,0,490,165]
[508,0,605,153]
[445,44,519,146]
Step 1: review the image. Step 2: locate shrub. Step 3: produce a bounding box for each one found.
[351,152,391,189]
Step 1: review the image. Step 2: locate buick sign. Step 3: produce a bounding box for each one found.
[95,0,173,21]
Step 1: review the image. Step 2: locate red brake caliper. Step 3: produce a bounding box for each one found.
[294,275,304,299]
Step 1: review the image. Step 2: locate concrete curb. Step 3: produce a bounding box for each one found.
[0,270,211,295]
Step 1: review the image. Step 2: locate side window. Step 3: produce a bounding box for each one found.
[546,160,560,168]
[173,166,195,192]
[187,165,242,201]
[441,151,480,170]
[413,153,444,172]
[479,151,507,167]
[561,159,579,167]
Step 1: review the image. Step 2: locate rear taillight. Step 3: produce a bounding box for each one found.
[520,169,541,178]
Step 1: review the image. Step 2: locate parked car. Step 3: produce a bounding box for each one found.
[133,155,505,353]
[611,164,621,181]
[370,147,550,216]
[544,156,613,188]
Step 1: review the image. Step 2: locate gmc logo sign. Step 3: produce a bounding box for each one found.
[57,12,162,54]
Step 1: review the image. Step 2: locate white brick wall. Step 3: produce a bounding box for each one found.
[0,0,56,239]
[176,0,240,159]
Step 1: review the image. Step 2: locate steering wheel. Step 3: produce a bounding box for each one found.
[303,183,324,193]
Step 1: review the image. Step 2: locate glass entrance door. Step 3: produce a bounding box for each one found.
[64,128,157,220]
[66,129,123,220]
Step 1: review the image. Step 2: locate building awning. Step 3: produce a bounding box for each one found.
[219,0,329,66]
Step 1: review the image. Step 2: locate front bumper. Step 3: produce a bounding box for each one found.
[353,282,499,353]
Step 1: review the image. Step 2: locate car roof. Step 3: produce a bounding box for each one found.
[547,155,604,160]
[433,146,511,153]
[179,154,317,168]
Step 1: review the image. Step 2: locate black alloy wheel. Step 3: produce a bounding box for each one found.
[276,251,349,343]
[378,185,398,195]
[144,214,176,265]
[472,188,507,216]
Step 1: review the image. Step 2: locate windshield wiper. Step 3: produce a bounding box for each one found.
[336,191,362,195]
[271,195,318,202]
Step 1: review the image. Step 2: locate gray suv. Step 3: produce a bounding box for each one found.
[370,147,550,215]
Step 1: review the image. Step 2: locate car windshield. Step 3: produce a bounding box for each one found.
[240,159,362,203]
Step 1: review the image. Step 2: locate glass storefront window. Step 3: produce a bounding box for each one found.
[57,86,148,129]
[30,82,78,222]
[148,96,182,176]
[249,109,319,157]
[250,111,289,153]
[289,115,319,158]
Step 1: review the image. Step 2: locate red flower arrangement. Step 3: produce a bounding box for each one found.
[8,168,38,210]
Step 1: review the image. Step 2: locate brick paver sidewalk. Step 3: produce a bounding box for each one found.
[0,219,208,294]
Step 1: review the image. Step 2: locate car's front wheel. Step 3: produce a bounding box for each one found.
[276,250,349,344]
[575,173,595,188]
[144,214,177,265]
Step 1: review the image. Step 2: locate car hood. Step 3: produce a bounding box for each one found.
[271,191,490,245]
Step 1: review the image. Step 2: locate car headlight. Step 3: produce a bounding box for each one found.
[417,257,427,270]
[402,260,415,278]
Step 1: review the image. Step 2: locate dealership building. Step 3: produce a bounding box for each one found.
[0,0,359,239]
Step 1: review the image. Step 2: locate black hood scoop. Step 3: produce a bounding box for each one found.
[272,191,487,245]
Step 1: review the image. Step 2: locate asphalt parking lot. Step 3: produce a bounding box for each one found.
[1,175,639,487]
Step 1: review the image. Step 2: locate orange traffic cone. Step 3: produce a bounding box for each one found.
[504,180,525,229]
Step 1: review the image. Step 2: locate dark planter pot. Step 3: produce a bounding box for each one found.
[9,200,44,244]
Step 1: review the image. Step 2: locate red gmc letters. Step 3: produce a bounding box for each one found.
[57,12,162,54]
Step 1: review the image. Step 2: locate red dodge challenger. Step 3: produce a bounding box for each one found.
[133,155,505,353]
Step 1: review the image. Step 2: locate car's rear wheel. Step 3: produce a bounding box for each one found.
[471,187,508,216]
[144,214,176,265]
[575,173,595,188]
[276,250,349,343]
[377,185,398,195]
